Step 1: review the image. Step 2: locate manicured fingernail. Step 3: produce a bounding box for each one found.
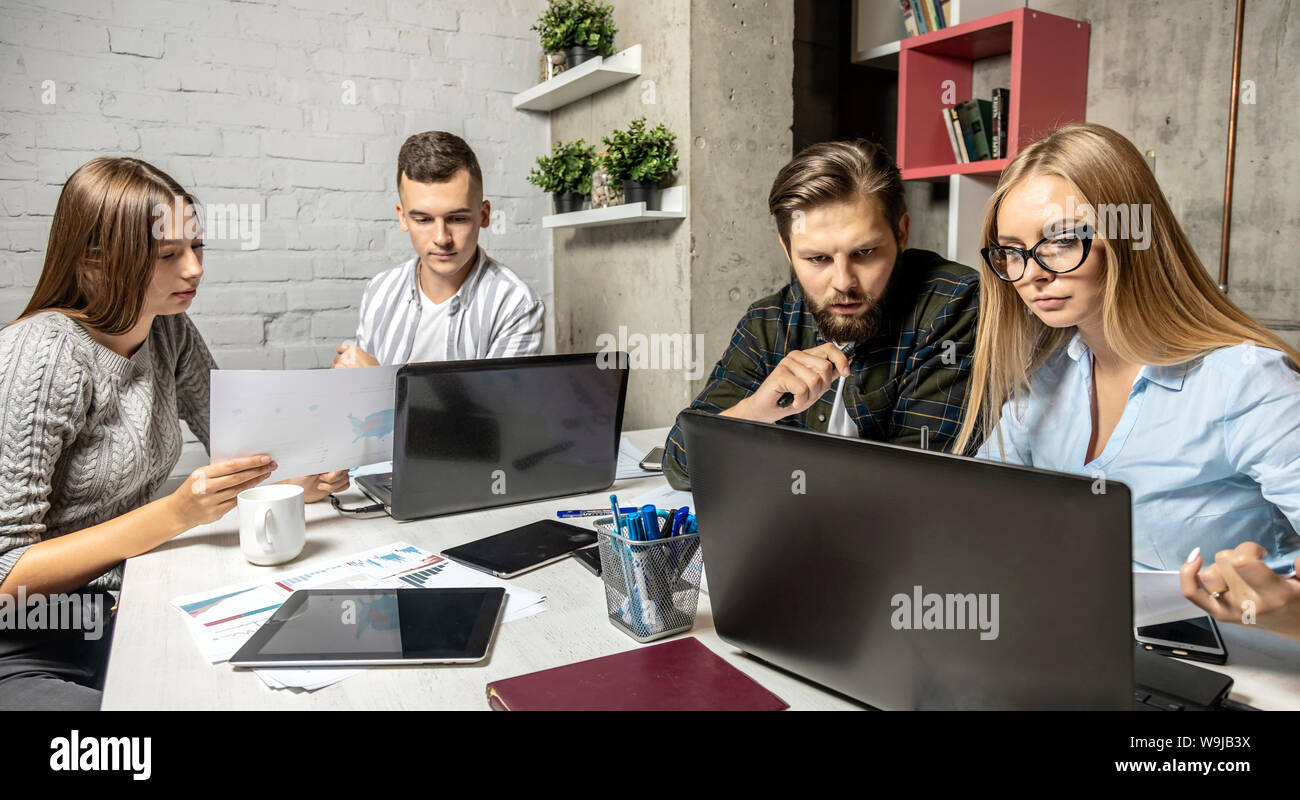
[260,455,271,464]
[1186,546,1200,563]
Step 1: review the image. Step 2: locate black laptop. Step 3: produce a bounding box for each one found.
[679,409,1235,711]
[356,353,628,520]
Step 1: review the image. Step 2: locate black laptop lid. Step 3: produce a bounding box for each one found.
[390,353,628,520]
[679,409,1134,710]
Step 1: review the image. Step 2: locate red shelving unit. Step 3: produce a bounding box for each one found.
[897,7,1089,181]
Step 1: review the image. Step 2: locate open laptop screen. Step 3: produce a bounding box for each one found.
[390,353,627,520]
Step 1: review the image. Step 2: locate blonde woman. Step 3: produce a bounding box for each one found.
[954,123,1300,642]
[0,158,347,709]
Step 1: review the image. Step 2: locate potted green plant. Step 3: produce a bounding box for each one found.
[528,139,597,214]
[598,118,679,210]
[531,0,618,69]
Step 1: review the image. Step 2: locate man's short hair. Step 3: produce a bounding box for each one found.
[396,131,483,193]
[768,139,906,244]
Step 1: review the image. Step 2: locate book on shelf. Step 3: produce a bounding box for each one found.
[900,0,919,36]
[991,87,1010,159]
[947,106,969,163]
[910,0,927,34]
[959,99,994,161]
[923,0,939,31]
[943,107,963,163]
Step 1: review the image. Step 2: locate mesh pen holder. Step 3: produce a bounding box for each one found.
[593,517,704,643]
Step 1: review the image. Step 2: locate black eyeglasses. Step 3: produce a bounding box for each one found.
[981,227,1094,282]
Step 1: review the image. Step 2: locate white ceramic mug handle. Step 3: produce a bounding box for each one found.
[257,507,275,554]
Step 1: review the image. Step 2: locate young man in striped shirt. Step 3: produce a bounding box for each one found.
[333,131,544,368]
[662,139,980,490]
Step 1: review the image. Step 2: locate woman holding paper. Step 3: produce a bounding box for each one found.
[952,123,1300,641]
[0,157,347,710]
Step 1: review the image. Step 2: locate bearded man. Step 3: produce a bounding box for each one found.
[662,139,980,490]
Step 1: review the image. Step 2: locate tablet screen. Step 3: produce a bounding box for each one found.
[230,588,505,666]
[441,520,598,577]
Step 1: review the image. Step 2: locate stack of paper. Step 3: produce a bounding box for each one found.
[616,437,660,480]
[170,542,547,691]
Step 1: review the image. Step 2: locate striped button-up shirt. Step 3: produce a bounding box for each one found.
[663,248,980,490]
[355,248,545,364]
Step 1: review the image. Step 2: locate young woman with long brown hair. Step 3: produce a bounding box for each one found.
[955,123,1300,641]
[0,158,347,709]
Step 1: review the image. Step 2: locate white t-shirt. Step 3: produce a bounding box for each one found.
[825,375,858,437]
[407,286,452,363]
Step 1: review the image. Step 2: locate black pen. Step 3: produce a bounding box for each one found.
[776,341,857,408]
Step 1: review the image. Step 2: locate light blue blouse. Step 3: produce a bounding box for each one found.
[977,333,1300,571]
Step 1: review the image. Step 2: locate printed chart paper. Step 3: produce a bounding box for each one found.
[210,366,399,482]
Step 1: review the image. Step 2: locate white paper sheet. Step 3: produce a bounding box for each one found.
[1133,568,1206,627]
[615,437,659,480]
[210,366,400,483]
[630,484,694,513]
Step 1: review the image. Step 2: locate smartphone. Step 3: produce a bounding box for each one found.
[639,446,665,472]
[1134,616,1228,665]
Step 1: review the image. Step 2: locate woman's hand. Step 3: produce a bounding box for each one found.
[168,455,276,531]
[279,470,351,503]
[1180,542,1300,641]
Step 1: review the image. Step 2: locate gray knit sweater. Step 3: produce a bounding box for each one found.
[0,311,214,592]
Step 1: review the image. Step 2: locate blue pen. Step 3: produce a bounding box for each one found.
[671,507,689,537]
[561,507,637,518]
[609,494,625,536]
[639,505,659,542]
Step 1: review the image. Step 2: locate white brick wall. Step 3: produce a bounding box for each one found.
[0,0,555,369]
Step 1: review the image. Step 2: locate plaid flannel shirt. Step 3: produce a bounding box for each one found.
[663,248,980,490]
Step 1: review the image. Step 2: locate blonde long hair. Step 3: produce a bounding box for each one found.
[953,123,1300,454]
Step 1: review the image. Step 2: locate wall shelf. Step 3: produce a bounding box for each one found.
[852,40,900,69]
[901,156,1008,182]
[898,8,1089,178]
[542,185,685,229]
[513,45,641,112]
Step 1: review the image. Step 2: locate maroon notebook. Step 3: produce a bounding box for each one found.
[485,637,788,711]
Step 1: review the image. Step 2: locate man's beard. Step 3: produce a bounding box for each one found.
[801,278,888,344]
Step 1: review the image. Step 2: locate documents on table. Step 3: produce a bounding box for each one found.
[170,542,547,690]
[630,483,694,514]
[210,365,399,483]
[615,437,659,480]
[1133,567,1206,627]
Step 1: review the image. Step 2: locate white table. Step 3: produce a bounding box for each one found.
[102,427,1300,710]
[103,428,860,710]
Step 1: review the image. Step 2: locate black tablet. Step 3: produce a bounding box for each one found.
[229,588,506,667]
[441,520,599,578]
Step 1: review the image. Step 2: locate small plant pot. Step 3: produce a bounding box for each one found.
[621,180,661,210]
[564,46,599,68]
[553,192,586,214]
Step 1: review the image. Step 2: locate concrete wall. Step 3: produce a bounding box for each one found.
[551,0,794,429]
[1028,0,1300,351]
[549,0,693,430]
[0,0,554,369]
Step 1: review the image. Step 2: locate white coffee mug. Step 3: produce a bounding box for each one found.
[237,484,306,566]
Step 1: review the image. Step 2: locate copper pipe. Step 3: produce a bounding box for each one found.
[1218,0,1246,293]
